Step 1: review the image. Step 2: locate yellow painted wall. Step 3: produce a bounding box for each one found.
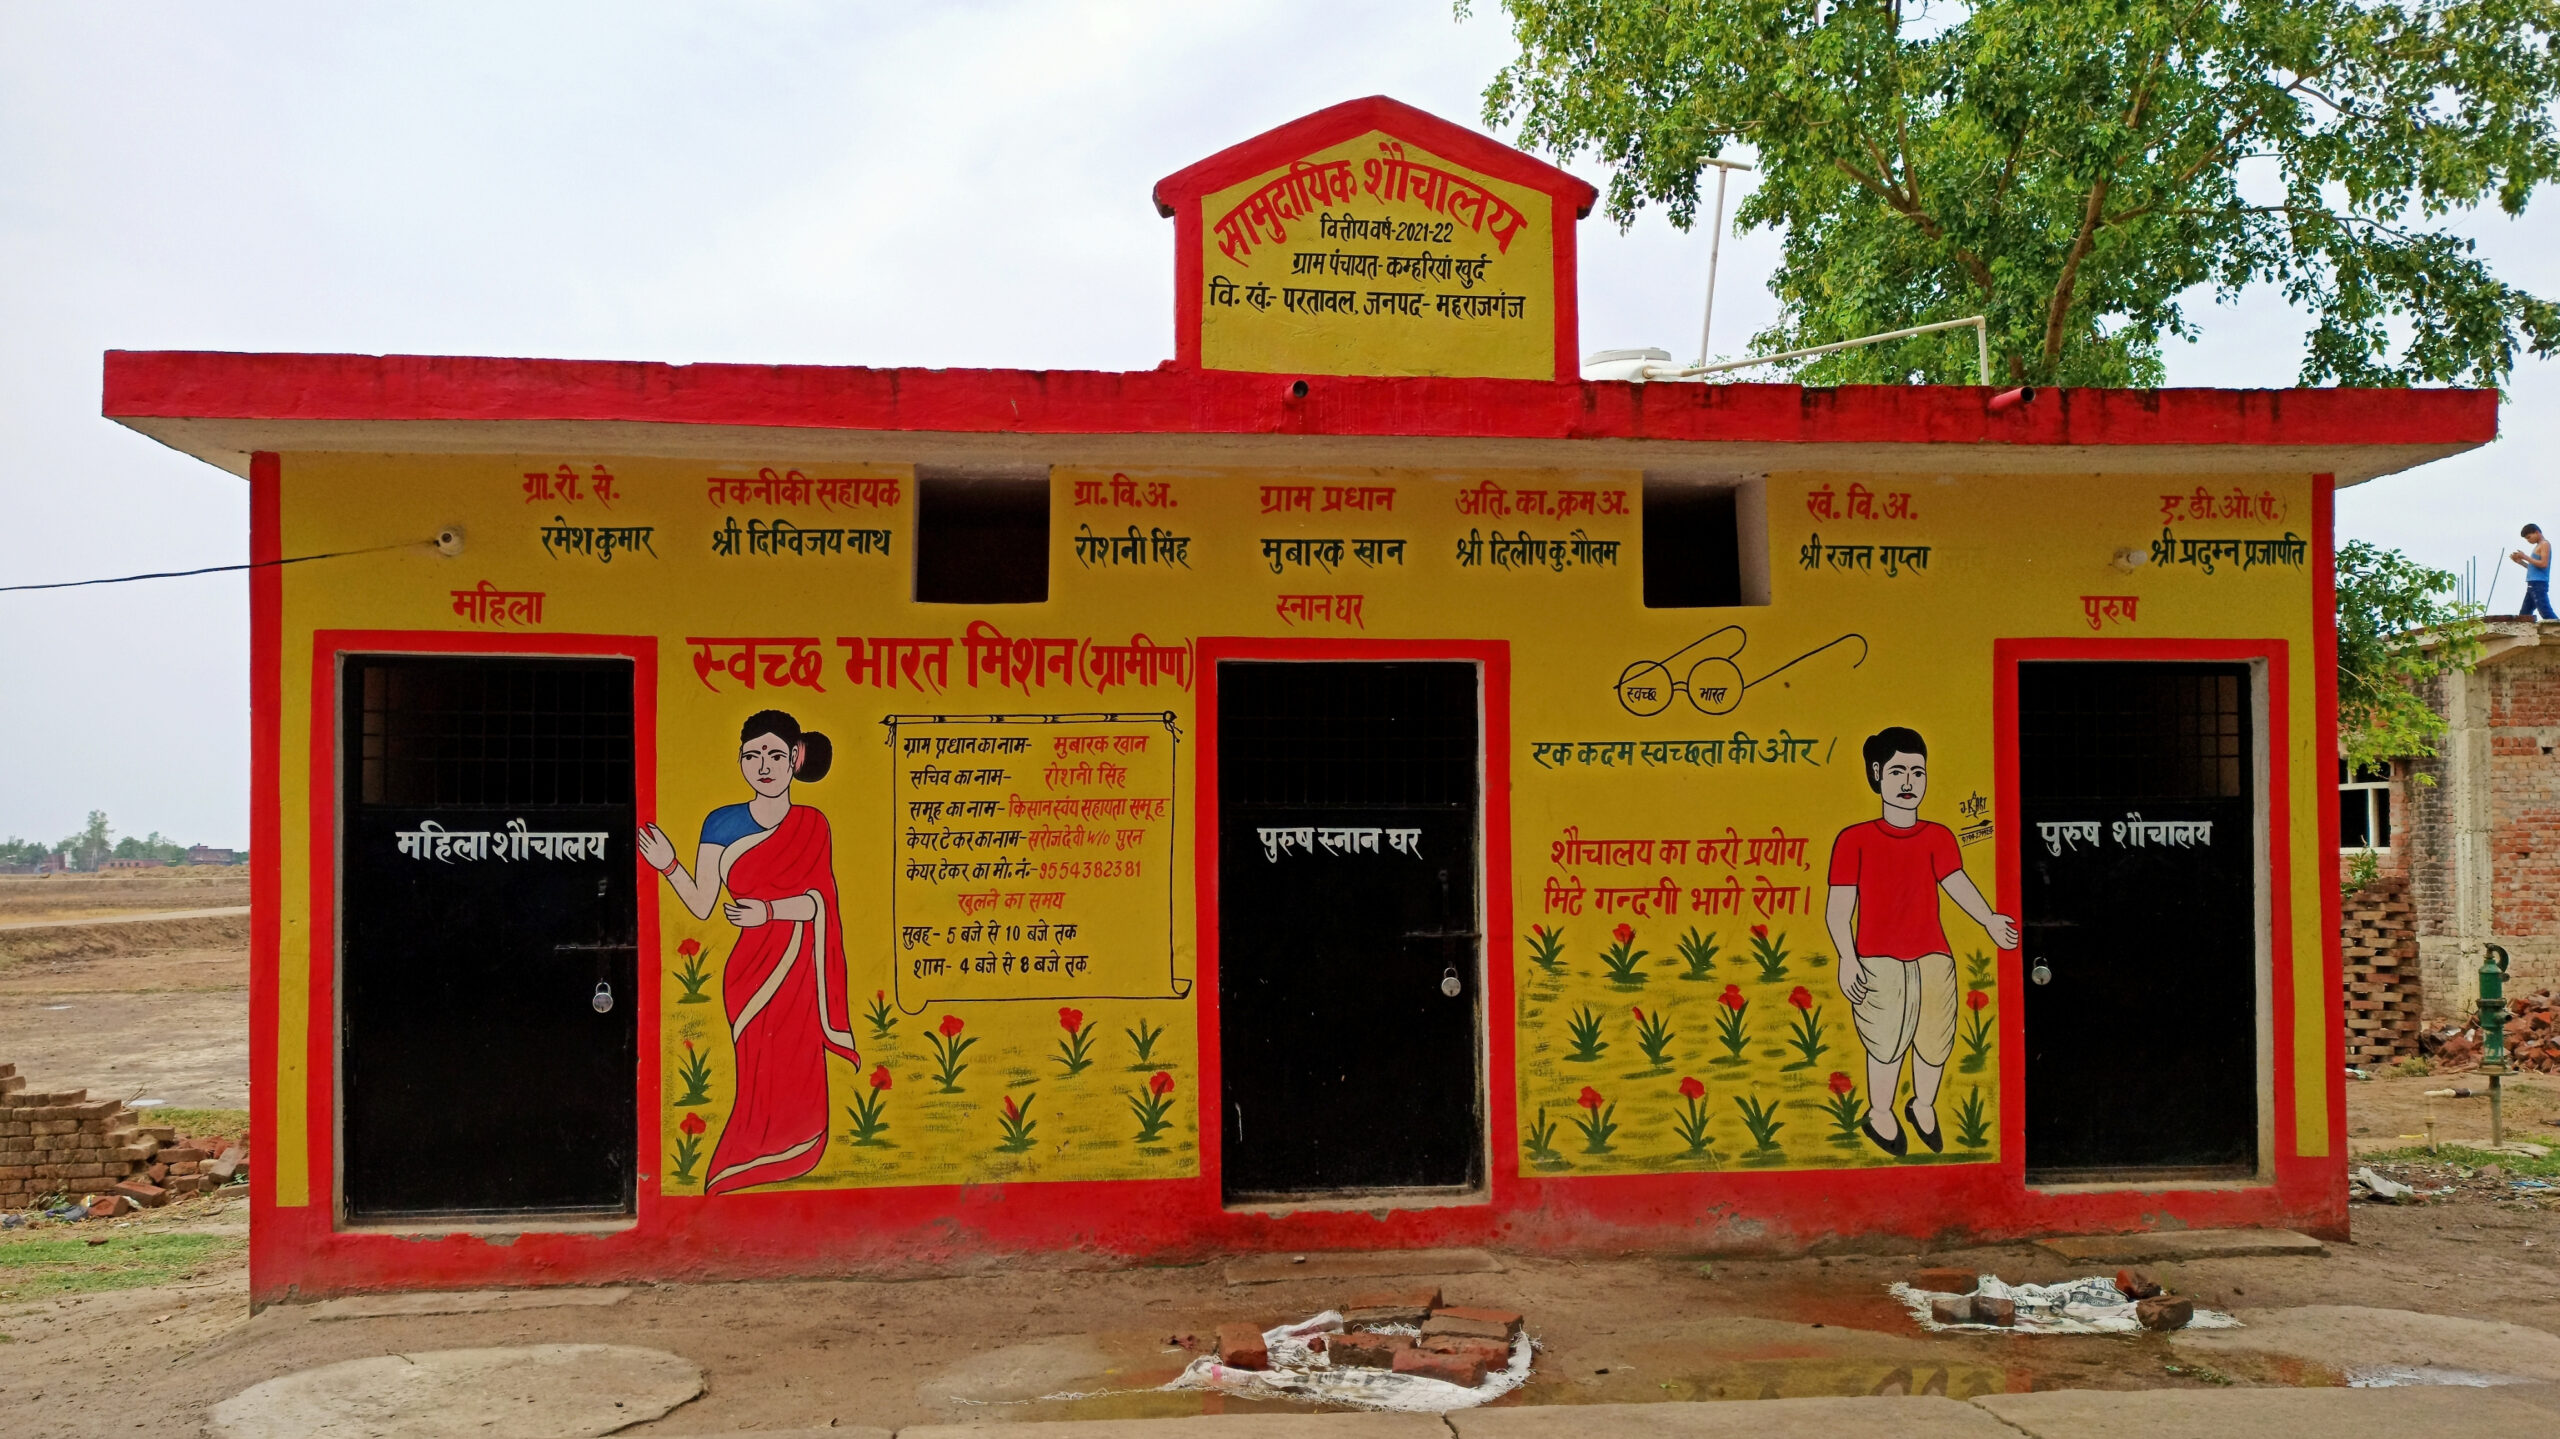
[266,456,2324,1206]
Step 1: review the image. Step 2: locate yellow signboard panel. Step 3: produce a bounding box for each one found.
[1197,131,1555,379]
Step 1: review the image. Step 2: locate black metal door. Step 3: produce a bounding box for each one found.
[2019,661,2256,1180]
[1216,661,1482,1199]
[340,657,638,1220]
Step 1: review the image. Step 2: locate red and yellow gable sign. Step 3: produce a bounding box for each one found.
[1155,96,1596,382]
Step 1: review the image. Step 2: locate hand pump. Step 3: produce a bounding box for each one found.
[2479,943,2511,1146]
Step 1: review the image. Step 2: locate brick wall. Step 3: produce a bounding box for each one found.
[2403,633,2560,1013]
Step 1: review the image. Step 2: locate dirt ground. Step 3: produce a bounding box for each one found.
[3,883,2557,1436]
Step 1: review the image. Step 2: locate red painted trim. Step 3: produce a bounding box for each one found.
[1991,636,2335,1234]
[1190,638,1516,1205]
[100,351,2499,453]
[1150,96,1597,220]
[299,630,659,1231]
[245,454,283,1301]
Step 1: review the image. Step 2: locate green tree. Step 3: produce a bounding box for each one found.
[2337,540,2484,769]
[61,810,111,871]
[1470,0,2560,385]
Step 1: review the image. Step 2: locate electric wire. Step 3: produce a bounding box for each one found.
[0,539,426,593]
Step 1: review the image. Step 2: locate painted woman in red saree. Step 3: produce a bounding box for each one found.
[638,709,859,1195]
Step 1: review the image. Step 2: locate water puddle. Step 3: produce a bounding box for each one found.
[2346,1364,2528,1388]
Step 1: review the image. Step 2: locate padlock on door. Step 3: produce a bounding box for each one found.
[1440,966,1463,998]
[591,981,615,1014]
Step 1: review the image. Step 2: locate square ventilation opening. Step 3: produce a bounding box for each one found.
[914,468,1051,605]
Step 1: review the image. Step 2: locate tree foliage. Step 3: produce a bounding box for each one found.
[2336,539,2483,768]
[1470,0,2560,385]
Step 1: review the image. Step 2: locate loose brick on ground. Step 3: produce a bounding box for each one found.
[1215,1322,1270,1371]
[1391,1346,1486,1387]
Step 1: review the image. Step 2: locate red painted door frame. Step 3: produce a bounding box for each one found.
[1190,637,1518,1207]
[302,629,664,1229]
[1990,637,2299,1187]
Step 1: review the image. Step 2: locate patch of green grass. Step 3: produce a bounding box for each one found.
[136,1108,247,1146]
[0,1233,240,1301]
[2360,1144,2560,1178]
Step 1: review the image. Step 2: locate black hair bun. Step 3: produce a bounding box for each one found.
[795,731,833,782]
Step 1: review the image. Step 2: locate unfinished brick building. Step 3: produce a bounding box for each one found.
[2358,619,2560,1017]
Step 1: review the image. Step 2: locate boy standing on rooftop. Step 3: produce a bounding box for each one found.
[1825,727,2018,1157]
[2513,524,2554,621]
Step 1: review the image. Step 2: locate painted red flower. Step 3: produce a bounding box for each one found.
[1578,1086,1604,1111]
[676,937,702,957]
[1787,986,1813,1011]
[1060,1006,1084,1034]
[868,1065,892,1091]
[1718,984,1745,1010]
[875,988,885,1001]
[1149,1071,1176,1096]
[1532,925,1546,938]
[1631,1006,1645,1021]
[1966,989,1989,1012]
[1002,1094,1021,1120]
[1827,1072,1855,1097]
[1678,1076,1705,1100]
[1613,923,1635,945]
[683,1039,694,1051]
[938,1013,965,1038]
[679,1112,707,1136]
[1751,923,1769,940]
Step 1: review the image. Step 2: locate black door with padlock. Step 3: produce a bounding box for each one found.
[1215,661,1483,1199]
[2018,660,2257,1181]
[339,656,638,1220]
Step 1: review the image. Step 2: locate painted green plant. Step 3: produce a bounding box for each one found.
[844,1065,893,1146]
[669,1111,707,1185]
[1129,1070,1177,1143]
[1124,1016,1165,1068]
[672,938,713,1005]
[1599,922,1649,986]
[1710,985,1750,1064]
[1631,1005,1676,1070]
[1965,950,1996,992]
[672,1039,714,1107]
[1674,926,1721,980]
[1564,1004,1610,1063]
[1672,1076,1714,1155]
[1523,1106,1561,1163]
[1745,923,1791,982]
[1781,986,1829,1070]
[994,1092,1038,1153]
[1571,1085,1618,1153]
[864,988,899,1042]
[1523,923,1568,974]
[1954,1087,1993,1149]
[1053,1007,1097,1076]
[1734,1092,1786,1154]
[1959,989,1994,1074]
[1819,1071,1867,1146]
[926,1013,975,1093]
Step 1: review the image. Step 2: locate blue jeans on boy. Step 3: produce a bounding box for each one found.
[2524,581,2556,621]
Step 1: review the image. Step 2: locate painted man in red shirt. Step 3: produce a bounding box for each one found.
[1824,727,2018,1157]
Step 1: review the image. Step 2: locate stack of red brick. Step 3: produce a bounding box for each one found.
[2419,989,2560,1073]
[2342,877,2422,1066]
[1215,1286,1522,1389]
[0,1062,246,1214]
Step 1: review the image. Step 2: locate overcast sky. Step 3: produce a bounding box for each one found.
[3,2,2551,847]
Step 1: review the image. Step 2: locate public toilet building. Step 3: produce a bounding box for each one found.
[104,98,2494,1304]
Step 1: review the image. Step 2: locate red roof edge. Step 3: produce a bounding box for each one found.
[101,350,2499,457]
[1150,94,1598,220]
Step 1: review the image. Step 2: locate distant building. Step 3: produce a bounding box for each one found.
[97,857,166,870]
[2358,619,2560,1014]
[186,846,242,866]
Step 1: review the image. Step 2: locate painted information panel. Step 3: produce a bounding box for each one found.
[1198,129,1554,379]
[889,713,1187,1009]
